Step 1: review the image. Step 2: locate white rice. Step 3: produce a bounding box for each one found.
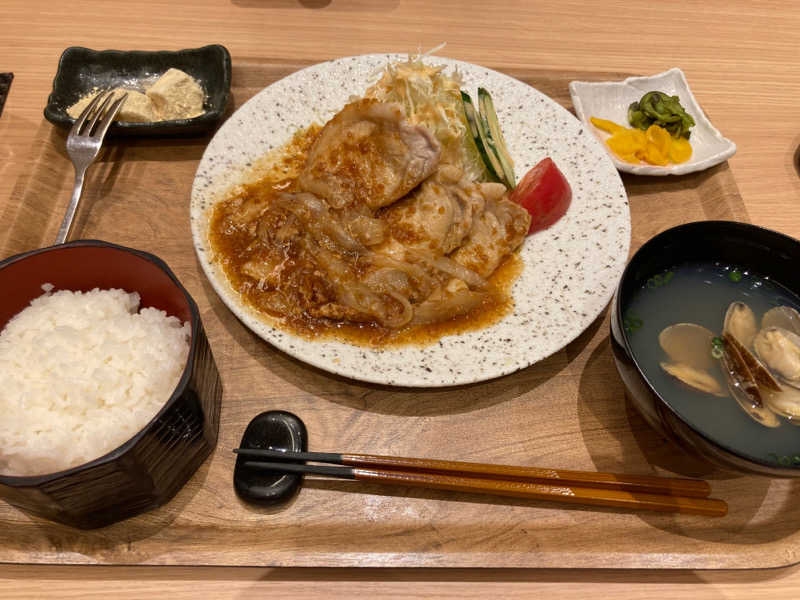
[0,285,191,477]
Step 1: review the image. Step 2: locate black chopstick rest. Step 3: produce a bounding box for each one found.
[233,410,308,505]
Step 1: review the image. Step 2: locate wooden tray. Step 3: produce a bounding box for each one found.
[2,60,799,570]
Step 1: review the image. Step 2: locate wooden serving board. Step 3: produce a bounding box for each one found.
[2,60,799,570]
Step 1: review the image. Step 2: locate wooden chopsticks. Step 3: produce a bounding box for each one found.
[234,448,727,517]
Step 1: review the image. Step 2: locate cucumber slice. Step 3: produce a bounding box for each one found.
[478,87,516,187]
[461,91,503,183]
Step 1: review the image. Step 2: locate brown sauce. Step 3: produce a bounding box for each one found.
[208,126,523,348]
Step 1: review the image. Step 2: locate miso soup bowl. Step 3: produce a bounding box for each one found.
[0,240,223,528]
[610,221,800,477]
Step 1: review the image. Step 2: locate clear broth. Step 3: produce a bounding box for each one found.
[624,259,800,468]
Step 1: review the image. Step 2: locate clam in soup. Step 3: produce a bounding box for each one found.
[624,260,800,468]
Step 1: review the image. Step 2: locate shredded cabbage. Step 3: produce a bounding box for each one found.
[364,55,489,182]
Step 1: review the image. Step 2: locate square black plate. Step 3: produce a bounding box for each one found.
[44,45,231,136]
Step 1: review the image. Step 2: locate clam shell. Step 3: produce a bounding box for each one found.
[722,332,781,393]
[721,334,764,408]
[723,301,758,348]
[720,333,783,427]
[658,323,716,370]
[763,384,800,419]
[731,393,781,428]
[762,306,800,336]
[660,361,727,397]
[753,326,800,387]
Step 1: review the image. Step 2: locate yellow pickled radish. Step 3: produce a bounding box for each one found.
[606,130,643,158]
[591,115,693,166]
[630,129,647,146]
[646,124,672,156]
[669,136,693,163]
[643,143,669,166]
[590,117,626,134]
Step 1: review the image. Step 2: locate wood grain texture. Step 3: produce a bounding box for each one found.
[0,60,788,571]
[2,0,800,596]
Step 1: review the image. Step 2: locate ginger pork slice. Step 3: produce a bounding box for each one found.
[298,99,441,211]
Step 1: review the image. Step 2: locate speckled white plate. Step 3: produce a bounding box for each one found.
[569,68,736,176]
[191,54,630,387]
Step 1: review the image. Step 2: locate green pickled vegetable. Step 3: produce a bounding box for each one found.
[627,91,695,139]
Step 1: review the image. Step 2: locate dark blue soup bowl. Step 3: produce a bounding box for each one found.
[611,221,800,477]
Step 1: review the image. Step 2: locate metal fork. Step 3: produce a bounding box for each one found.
[54,91,128,244]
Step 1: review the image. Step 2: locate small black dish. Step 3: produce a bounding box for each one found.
[44,44,231,136]
[610,220,800,477]
[234,411,308,505]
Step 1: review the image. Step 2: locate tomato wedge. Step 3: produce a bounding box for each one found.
[510,158,572,234]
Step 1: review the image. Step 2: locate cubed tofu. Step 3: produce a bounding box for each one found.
[114,89,158,122]
[146,68,204,120]
[67,88,157,123]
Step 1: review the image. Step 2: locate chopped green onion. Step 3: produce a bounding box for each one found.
[711,336,724,359]
[646,271,674,289]
[623,313,643,334]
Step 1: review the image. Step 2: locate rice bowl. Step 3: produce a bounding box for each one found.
[0,285,191,477]
[0,240,222,529]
